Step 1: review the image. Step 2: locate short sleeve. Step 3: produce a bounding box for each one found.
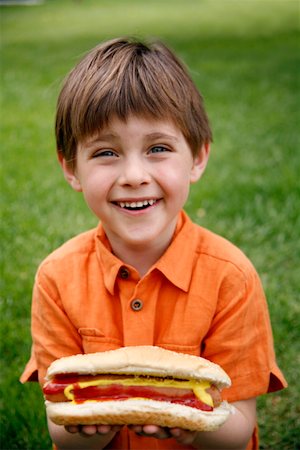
[20,348,38,383]
[20,264,83,386]
[201,261,287,402]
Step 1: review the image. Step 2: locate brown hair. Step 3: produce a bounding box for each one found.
[56,37,212,167]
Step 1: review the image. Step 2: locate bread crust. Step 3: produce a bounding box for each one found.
[46,399,232,431]
[46,346,231,389]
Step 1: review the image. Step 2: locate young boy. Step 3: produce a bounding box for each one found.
[21,37,286,450]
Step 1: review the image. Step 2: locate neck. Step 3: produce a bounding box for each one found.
[105,226,177,277]
[111,239,171,277]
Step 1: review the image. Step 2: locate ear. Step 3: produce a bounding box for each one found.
[57,152,82,192]
[190,142,211,183]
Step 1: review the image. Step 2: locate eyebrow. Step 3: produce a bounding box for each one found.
[144,132,179,142]
[84,131,179,148]
[85,133,118,145]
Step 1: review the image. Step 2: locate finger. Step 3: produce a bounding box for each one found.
[80,425,98,436]
[96,424,113,434]
[96,424,122,434]
[142,425,172,439]
[169,427,182,438]
[170,428,197,445]
[65,425,79,434]
[142,425,161,435]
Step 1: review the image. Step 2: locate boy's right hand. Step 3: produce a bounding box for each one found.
[47,417,123,449]
[65,424,123,436]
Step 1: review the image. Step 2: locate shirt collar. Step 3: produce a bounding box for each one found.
[95,210,198,294]
[95,227,124,295]
[154,210,198,291]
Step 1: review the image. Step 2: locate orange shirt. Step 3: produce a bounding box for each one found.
[21,210,286,449]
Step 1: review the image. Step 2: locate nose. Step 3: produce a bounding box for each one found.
[118,155,151,187]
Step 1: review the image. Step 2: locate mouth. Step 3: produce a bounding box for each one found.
[113,199,157,211]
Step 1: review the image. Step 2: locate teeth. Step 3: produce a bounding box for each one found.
[118,199,156,209]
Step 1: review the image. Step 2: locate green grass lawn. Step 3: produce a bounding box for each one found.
[1,0,299,448]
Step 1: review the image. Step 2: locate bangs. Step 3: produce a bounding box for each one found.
[79,58,176,138]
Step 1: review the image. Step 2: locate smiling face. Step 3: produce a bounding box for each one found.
[60,115,209,263]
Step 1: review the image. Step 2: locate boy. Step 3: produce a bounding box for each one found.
[21,37,286,450]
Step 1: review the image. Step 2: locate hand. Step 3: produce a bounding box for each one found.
[65,424,123,437]
[128,424,197,445]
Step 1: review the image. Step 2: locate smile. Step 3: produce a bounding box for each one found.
[115,199,157,210]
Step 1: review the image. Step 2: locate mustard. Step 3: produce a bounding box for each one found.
[64,377,213,406]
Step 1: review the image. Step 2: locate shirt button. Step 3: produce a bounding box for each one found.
[119,267,130,279]
[130,299,143,311]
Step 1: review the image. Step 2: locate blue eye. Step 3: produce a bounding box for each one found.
[150,146,169,153]
[94,150,116,157]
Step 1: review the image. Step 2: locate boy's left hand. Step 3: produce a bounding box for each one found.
[128,424,197,445]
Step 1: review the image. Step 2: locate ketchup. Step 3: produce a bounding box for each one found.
[44,375,87,395]
[72,384,213,411]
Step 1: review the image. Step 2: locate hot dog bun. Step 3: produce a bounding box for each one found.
[45,346,232,431]
[46,345,231,388]
[46,398,231,431]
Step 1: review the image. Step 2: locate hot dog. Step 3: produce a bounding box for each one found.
[43,346,232,431]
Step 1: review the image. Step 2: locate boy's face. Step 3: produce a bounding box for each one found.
[61,115,209,257]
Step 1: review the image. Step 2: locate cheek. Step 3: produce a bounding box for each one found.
[83,167,113,190]
[158,169,192,205]
[158,163,192,190]
[79,173,109,203]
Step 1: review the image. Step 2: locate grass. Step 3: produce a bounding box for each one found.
[1,0,299,448]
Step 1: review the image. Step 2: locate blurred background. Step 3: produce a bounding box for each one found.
[1,0,299,448]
